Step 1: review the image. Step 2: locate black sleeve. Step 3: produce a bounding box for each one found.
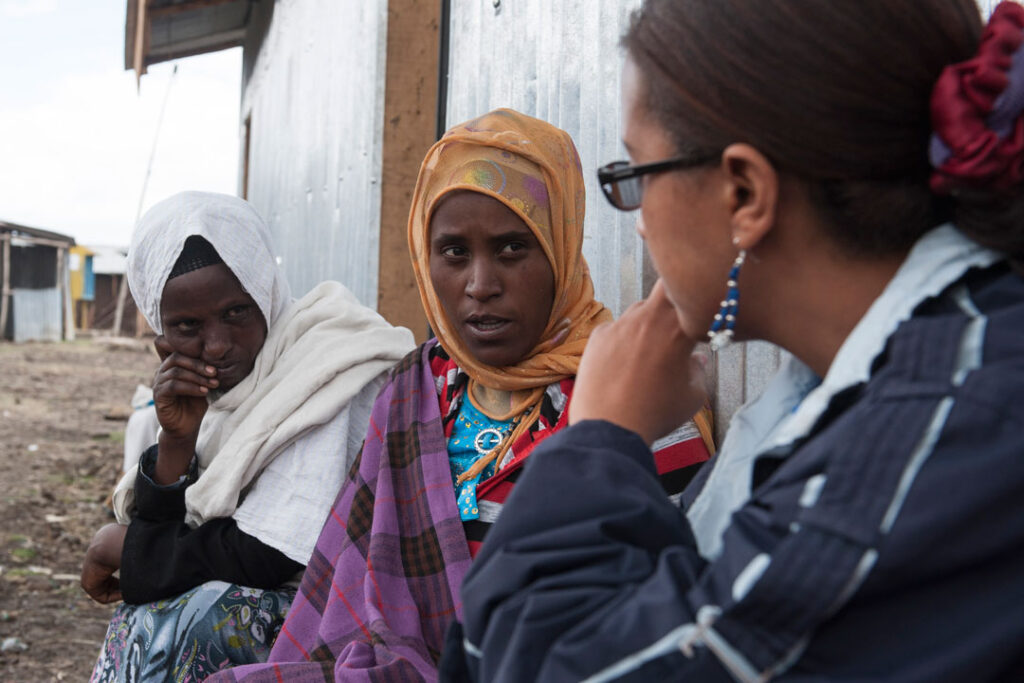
[131,444,198,522]
[120,445,303,605]
[120,516,303,605]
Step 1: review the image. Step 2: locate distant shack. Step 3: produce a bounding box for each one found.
[83,244,147,336]
[0,221,75,342]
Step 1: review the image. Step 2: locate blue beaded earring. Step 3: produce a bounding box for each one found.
[707,249,746,351]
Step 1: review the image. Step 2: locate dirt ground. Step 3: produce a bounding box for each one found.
[0,337,159,682]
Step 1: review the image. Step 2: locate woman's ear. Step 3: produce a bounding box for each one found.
[719,143,779,250]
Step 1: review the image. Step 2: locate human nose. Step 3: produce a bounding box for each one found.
[200,324,231,361]
[465,257,501,301]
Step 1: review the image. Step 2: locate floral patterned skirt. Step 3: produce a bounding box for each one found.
[90,580,295,683]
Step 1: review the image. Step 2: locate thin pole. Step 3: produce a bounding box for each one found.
[58,247,74,341]
[435,0,451,141]
[0,233,10,339]
[113,63,178,335]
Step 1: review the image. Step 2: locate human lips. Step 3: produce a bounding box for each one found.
[209,361,239,381]
[463,314,513,340]
[209,359,237,373]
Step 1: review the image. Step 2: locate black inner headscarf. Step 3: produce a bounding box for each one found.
[168,235,224,280]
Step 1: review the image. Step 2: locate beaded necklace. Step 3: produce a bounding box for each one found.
[448,398,524,520]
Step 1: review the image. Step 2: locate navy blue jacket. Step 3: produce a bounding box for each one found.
[442,264,1024,682]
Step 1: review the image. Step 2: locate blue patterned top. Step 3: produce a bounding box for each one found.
[448,398,514,521]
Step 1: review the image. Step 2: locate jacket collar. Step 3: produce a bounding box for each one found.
[687,224,1002,560]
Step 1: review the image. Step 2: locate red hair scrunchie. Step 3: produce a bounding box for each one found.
[929,1,1024,194]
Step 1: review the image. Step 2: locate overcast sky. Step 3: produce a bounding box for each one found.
[0,0,241,247]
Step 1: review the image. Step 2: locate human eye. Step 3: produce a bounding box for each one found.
[224,304,253,321]
[171,318,201,335]
[500,241,527,256]
[440,244,468,260]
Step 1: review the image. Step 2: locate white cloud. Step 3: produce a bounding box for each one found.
[0,49,241,247]
[0,0,56,17]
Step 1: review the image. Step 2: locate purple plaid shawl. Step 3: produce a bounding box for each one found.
[208,342,472,682]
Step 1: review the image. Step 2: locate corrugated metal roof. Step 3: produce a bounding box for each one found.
[0,220,75,246]
[125,0,253,76]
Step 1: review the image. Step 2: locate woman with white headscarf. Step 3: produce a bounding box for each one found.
[82,192,414,682]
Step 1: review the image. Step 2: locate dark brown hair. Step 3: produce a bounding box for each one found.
[625,0,1024,262]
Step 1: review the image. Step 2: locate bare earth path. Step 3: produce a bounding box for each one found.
[0,338,158,682]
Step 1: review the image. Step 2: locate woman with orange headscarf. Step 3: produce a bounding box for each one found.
[211,109,713,682]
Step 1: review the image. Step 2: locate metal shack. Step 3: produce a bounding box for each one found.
[123,0,797,440]
[0,221,75,343]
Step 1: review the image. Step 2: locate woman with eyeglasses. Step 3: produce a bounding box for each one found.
[208,108,713,682]
[442,1,1024,681]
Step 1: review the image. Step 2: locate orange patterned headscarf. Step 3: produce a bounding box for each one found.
[409,108,612,421]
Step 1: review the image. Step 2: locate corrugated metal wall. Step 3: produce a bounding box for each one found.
[240,0,388,307]
[238,0,996,442]
[444,0,779,442]
[446,0,646,316]
[12,289,62,343]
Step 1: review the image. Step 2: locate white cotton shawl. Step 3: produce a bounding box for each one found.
[111,191,415,528]
[127,191,291,336]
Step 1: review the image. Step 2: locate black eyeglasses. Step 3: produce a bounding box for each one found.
[597,152,720,211]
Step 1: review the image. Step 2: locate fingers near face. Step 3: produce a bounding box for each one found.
[159,263,267,392]
[156,361,219,396]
